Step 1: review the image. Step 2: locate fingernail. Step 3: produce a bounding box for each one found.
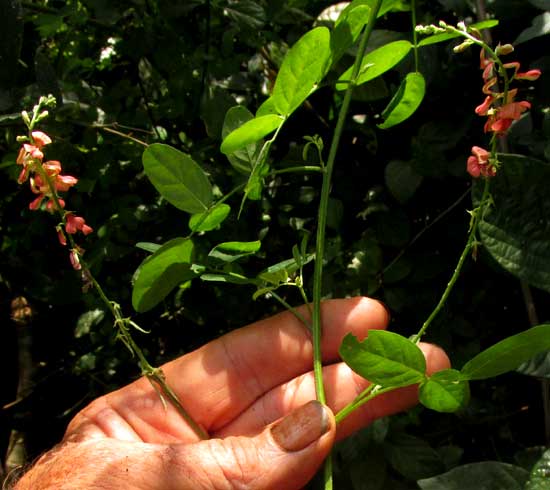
[270,401,330,452]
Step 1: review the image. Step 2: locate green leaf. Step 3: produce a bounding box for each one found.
[336,40,412,90]
[377,72,425,129]
[208,240,261,263]
[417,462,528,490]
[476,155,550,292]
[143,143,213,214]
[417,20,499,47]
[419,369,470,413]
[256,97,277,117]
[384,432,445,481]
[135,242,161,253]
[188,203,231,232]
[132,238,196,312]
[222,106,259,174]
[330,4,371,65]
[200,272,253,285]
[224,0,266,30]
[385,160,423,203]
[461,324,550,380]
[515,12,550,45]
[272,27,331,116]
[220,114,283,155]
[339,331,426,388]
[525,448,550,490]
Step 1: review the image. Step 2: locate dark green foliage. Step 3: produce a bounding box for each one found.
[1,0,549,487]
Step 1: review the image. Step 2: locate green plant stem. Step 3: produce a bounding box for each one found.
[335,385,396,423]
[311,3,383,488]
[270,291,312,330]
[29,126,208,441]
[411,0,420,72]
[312,0,383,405]
[411,178,491,343]
[272,165,323,175]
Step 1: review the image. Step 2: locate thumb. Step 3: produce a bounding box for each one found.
[169,400,335,490]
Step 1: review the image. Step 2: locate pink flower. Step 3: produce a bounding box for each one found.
[29,195,44,210]
[69,249,82,270]
[475,95,493,116]
[515,69,541,81]
[56,226,67,246]
[467,146,496,178]
[43,160,62,176]
[65,213,93,235]
[55,174,78,192]
[31,131,52,148]
[23,144,43,161]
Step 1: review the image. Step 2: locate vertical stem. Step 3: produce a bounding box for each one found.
[412,178,491,343]
[312,3,383,489]
[312,0,383,405]
[411,0,420,72]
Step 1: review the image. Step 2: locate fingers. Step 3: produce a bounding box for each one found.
[214,343,450,441]
[72,297,389,442]
[157,401,336,490]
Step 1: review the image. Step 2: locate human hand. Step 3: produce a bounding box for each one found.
[15,297,449,490]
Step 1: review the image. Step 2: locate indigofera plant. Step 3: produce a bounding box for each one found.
[13,1,549,488]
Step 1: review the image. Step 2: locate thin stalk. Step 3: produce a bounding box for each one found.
[312,3,383,488]
[412,178,491,343]
[411,0,420,72]
[313,0,383,404]
[335,385,397,423]
[28,126,208,440]
[270,291,312,331]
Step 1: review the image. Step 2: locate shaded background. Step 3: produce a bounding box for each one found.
[1,0,549,487]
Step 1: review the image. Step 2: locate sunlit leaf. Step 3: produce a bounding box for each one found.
[220,114,283,155]
[330,4,371,65]
[132,238,196,312]
[272,27,331,116]
[419,369,470,413]
[188,203,231,232]
[377,72,425,129]
[222,106,258,174]
[143,143,213,214]
[461,324,550,380]
[340,330,426,388]
[336,40,412,90]
[208,240,261,263]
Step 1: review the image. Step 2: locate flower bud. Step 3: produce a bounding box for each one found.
[22,111,31,126]
[495,43,514,56]
[453,40,473,53]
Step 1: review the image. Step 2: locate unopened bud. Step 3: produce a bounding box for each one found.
[453,40,473,53]
[38,110,49,120]
[495,43,514,56]
[457,21,467,31]
[21,111,31,126]
[16,135,29,143]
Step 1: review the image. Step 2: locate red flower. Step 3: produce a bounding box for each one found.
[467,146,496,178]
[31,131,52,148]
[65,213,93,235]
[516,69,541,81]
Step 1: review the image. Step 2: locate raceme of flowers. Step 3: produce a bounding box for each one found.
[16,130,93,269]
[467,45,541,178]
